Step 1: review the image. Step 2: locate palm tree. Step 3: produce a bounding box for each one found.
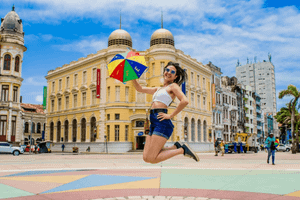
[279,85,300,154]
[275,105,300,144]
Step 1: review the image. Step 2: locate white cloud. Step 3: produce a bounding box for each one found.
[35,95,43,103]
[25,34,63,42]
[55,36,107,55]
[23,76,47,86]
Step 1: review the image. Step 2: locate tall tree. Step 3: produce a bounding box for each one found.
[279,85,300,154]
[275,105,300,144]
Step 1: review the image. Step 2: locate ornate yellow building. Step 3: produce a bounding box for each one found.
[45,25,214,152]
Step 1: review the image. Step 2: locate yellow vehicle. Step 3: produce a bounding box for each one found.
[228,133,258,153]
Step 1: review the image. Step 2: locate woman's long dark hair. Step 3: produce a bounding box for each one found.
[164,61,188,86]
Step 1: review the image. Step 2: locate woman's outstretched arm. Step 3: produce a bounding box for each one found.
[132,79,157,95]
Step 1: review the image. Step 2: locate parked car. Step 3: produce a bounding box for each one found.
[20,145,26,151]
[277,144,291,152]
[0,142,24,156]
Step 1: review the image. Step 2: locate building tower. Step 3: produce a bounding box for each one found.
[0,6,27,144]
[236,55,277,134]
[108,14,132,47]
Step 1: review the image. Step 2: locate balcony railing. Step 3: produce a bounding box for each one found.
[257,125,262,130]
[256,109,261,113]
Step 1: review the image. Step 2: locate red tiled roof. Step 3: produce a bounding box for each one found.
[20,103,45,114]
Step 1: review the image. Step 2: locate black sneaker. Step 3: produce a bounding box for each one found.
[272,163,275,165]
[267,160,269,164]
[174,142,182,149]
[182,144,199,162]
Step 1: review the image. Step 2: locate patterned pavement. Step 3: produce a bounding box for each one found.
[1,151,300,200]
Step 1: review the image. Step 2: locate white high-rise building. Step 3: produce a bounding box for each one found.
[236,55,276,116]
[236,55,278,135]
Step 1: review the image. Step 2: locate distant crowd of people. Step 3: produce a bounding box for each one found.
[214,133,278,165]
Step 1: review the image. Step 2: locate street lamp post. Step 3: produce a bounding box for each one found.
[104,135,108,153]
[285,124,288,144]
[93,126,97,142]
[230,109,237,142]
[28,115,33,154]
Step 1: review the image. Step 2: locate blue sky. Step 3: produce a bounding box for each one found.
[0,0,299,111]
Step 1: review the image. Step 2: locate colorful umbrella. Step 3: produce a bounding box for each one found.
[107,50,148,83]
[275,139,280,148]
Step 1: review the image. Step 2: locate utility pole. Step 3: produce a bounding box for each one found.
[29,115,33,154]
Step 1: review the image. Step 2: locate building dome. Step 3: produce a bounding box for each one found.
[150,28,174,47]
[0,6,23,35]
[108,29,132,47]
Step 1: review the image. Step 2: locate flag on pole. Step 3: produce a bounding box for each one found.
[97,69,101,98]
[182,69,186,95]
[43,86,47,109]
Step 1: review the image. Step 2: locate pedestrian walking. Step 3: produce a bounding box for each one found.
[61,143,65,152]
[225,142,229,154]
[239,142,243,153]
[220,140,225,156]
[132,61,199,163]
[214,139,219,156]
[265,133,276,165]
[233,142,237,153]
[34,144,38,154]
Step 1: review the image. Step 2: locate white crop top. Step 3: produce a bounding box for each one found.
[152,86,173,106]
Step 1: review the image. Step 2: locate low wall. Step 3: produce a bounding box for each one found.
[51,142,133,153]
[165,142,214,152]
[51,142,214,153]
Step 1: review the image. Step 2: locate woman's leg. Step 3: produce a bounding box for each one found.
[143,135,184,164]
[161,145,177,151]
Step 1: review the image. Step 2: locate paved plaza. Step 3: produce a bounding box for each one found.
[1,151,300,200]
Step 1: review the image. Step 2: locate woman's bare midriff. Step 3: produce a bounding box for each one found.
[151,101,168,109]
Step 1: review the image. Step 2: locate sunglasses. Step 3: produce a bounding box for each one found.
[165,68,176,75]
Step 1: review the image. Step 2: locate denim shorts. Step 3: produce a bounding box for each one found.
[149,109,174,140]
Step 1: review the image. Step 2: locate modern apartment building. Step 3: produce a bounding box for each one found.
[236,56,278,135]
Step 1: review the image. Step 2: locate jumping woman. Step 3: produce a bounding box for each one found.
[132,61,199,164]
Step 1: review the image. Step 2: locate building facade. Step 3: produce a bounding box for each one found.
[208,62,223,140]
[255,95,264,144]
[21,103,46,145]
[221,76,238,142]
[45,26,214,153]
[0,6,26,144]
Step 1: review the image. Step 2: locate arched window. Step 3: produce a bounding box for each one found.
[191,118,195,142]
[203,120,207,142]
[32,122,35,133]
[50,122,54,141]
[81,118,86,142]
[184,117,189,142]
[4,54,11,70]
[90,117,96,142]
[15,56,20,72]
[25,122,29,133]
[37,123,41,133]
[57,121,61,142]
[197,119,201,142]
[64,120,69,142]
[72,119,77,142]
